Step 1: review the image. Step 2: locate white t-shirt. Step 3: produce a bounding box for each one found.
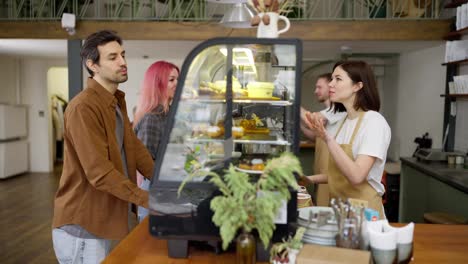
[332,111,391,195]
[320,108,346,136]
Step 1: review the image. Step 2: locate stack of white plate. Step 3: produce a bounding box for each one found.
[297,207,338,247]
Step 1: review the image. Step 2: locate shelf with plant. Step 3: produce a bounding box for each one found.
[178,152,303,252]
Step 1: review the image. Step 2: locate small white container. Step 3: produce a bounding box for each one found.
[455,155,465,165]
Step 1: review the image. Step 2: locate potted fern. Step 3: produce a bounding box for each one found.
[178,152,302,263]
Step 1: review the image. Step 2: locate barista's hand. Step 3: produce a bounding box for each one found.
[304,111,327,127]
[300,107,307,120]
[305,112,331,142]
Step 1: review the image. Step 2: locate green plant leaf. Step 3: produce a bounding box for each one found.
[177,151,303,250]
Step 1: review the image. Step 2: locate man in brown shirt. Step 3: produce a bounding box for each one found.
[52,30,154,263]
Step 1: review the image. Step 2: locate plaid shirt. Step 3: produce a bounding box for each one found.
[134,105,167,160]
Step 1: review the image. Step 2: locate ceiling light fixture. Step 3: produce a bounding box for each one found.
[207,0,255,29]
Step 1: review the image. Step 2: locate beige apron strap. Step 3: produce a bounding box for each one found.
[349,111,365,144]
[334,111,365,143]
[334,114,348,137]
[314,138,330,206]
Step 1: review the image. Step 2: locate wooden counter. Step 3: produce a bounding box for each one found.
[103,217,468,264]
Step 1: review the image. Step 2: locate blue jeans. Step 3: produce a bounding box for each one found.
[52,228,111,264]
[138,178,150,222]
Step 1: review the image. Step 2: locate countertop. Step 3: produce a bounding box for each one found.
[400,157,468,194]
[299,140,315,149]
[103,217,468,264]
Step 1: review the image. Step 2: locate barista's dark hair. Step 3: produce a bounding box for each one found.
[317,72,332,82]
[332,60,380,113]
[80,30,122,76]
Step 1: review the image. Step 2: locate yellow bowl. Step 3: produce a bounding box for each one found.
[246,82,274,98]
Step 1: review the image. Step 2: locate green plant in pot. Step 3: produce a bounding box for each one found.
[178,152,302,264]
[270,227,305,264]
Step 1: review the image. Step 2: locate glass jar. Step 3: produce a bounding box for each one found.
[254,47,272,82]
[236,231,256,264]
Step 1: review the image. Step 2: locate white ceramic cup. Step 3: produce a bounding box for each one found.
[383,222,415,263]
[298,185,307,193]
[368,227,398,264]
[297,193,311,208]
[257,12,290,38]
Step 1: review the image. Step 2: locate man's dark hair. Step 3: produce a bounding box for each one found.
[80,30,122,76]
[332,60,380,113]
[317,72,332,82]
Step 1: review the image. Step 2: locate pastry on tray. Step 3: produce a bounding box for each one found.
[238,158,265,171]
[207,126,223,138]
[232,126,245,138]
[239,114,270,134]
[238,163,252,170]
[199,77,249,99]
[192,124,209,137]
[251,159,265,171]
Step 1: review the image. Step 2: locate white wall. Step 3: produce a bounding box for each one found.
[0,56,20,104]
[382,57,400,161]
[21,58,67,172]
[395,44,446,158]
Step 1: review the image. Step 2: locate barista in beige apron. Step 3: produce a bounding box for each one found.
[314,138,330,206]
[327,112,384,218]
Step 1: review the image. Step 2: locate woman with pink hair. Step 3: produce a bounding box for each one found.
[133,60,179,222]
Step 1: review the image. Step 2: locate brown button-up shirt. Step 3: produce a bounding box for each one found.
[53,78,154,240]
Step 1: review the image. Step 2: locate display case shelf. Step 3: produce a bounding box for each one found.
[182,98,293,106]
[271,65,296,69]
[187,132,291,146]
[233,138,290,146]
[233,99,293,106]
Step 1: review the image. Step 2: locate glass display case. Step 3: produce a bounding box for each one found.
[148,37,302,258]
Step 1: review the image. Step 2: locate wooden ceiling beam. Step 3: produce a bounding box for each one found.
[0,20,451,41]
